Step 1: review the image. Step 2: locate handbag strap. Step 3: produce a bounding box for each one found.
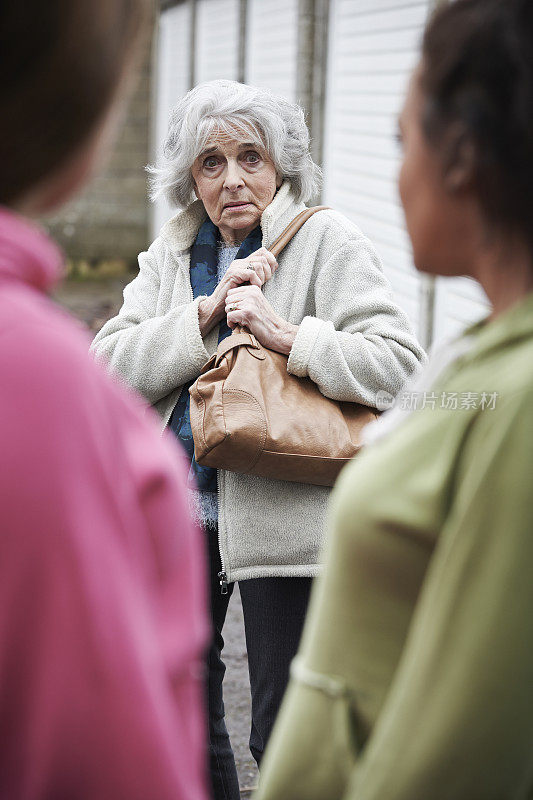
[268,205,330,258]
[232,205,330,340]
[215,331,265,364]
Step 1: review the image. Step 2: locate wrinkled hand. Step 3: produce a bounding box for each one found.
[225,284,299,355]
[198,247,278,335]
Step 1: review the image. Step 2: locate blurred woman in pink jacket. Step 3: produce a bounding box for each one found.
[0,2,209,798]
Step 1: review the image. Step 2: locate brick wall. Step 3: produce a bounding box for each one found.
[44,31,154,274]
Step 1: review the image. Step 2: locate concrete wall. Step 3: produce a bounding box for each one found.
[43,33,154,273]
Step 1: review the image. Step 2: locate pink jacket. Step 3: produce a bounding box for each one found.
[0,207,209,800]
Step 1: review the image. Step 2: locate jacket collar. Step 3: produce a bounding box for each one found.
[159,180,306,254]
[0,206,62,292]
[260,180,307,250]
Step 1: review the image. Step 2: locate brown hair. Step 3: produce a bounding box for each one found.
[0,0,149,206]
[421,0,533,250]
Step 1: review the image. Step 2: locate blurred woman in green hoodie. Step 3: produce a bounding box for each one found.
[256,1,533,798]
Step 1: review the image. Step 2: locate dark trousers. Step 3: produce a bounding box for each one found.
[206,530,312,800]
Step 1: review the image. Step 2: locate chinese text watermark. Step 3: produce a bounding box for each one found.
[376,390,499,413]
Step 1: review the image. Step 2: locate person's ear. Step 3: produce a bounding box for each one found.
[443,130,477,193]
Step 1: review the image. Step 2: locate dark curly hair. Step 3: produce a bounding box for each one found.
[421,0,533,250]
[0,0,149,207]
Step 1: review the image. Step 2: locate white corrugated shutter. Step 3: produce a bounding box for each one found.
[433,277,489,344]
[152,3,192,237]
[322,0,491,345]
[322,0,431,338]
[195,0,240,84]
[245,0,299,101]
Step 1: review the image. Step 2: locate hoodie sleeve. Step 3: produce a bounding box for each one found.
[0,316,209,800]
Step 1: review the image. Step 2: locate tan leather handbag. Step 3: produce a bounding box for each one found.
[189,207,378,487]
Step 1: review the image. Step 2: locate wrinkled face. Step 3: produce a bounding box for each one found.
[398,65,478,278]
[191,127,282,244]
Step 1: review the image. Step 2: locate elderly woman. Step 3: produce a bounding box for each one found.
[92,79,424,799]
[256,1,533,799]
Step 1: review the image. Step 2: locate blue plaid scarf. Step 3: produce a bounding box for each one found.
[168,217,262,492]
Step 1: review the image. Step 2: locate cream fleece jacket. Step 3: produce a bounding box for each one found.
[91,182,425,581]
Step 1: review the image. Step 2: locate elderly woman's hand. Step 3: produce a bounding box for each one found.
[225,284,298,355]
[198,247,278,336]
[236,247,278,286]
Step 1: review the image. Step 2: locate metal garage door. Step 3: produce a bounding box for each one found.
[322,0,431,339]
[245,0,299,101]
[433,277,488,343]
[195,0,240,84]
[322,0,490,346]
[152,3,192,236]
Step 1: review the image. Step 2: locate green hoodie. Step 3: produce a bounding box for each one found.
[257,292,533,800]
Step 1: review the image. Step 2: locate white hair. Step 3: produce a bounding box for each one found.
[147,79,322,208]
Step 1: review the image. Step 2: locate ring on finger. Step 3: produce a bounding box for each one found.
[228,304,238,312]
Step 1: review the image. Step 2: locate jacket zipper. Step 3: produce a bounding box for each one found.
[216,469,229,594]
[185,264,229,593]
[218,570,229,595]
